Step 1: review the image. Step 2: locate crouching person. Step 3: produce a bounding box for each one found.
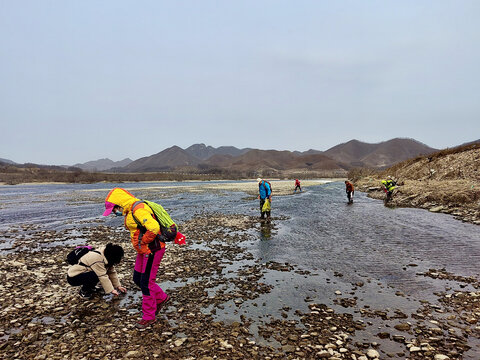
[67,243,127,299]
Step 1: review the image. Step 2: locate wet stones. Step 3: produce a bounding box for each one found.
[265,261,294,272]
[333,297,357,308]
[420,268,479,285]
[2,211,480,359]
[366,348,380,358]
[394,322,411,332]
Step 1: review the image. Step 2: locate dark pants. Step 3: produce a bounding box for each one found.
[259,198,271,219]
[347,191,352,202]
[67,272,99,293]
[295,185,301,192]
[386,191,393,202]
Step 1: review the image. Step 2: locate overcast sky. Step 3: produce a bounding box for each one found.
[1,1,479,165]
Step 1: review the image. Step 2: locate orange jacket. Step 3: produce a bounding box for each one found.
[345,181,354,193]
[104,188,163,255]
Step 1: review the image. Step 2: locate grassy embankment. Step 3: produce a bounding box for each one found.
[348,143,480,224]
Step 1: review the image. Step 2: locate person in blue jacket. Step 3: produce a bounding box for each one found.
[257,178,272,221]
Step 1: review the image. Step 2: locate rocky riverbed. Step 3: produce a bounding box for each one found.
[1,211,480,359]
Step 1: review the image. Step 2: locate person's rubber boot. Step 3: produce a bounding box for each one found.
[155,295,171,316]
[136,318,156,329]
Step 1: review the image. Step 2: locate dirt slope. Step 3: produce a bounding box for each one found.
[353,145,480,224]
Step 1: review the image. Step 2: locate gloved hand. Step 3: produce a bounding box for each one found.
[174,232,186,246]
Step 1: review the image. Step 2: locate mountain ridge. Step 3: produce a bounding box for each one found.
[73,158,132,171]
[4,138,441,173]
[324,138,436,168]
[109,138,435,174]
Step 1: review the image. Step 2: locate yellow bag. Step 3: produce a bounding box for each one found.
[262,199,271,212]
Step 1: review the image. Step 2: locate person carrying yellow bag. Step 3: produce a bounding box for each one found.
[257,178,272,222]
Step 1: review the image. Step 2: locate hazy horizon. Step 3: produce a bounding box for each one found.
[2,1,479,164]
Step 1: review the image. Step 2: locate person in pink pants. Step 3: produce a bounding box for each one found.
[133,248,169,321]
[102,188,185,329]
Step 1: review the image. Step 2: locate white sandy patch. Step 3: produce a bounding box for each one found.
[81,179,338,196]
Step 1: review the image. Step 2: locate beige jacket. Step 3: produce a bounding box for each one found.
[67,246,121,294]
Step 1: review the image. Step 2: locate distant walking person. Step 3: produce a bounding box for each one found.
[345,180,354,203]
[102,188,186,329]
[257,178,272,221]
[294,179,302,193]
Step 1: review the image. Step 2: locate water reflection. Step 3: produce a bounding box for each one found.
[259,221,273,240]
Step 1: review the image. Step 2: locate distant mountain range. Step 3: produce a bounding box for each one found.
[73,158,133,171]
[185,144,252,160]
[0,158,17,165]
[1,138,442,175]
[323,138,437,168]
[108,138,437,174]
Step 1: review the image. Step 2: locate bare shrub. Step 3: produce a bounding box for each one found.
[347,167,379,182]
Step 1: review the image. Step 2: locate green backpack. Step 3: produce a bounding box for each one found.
[143,200,175,228]
[131,200,177,240]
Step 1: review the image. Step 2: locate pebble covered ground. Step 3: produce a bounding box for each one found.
[1,208,480,360]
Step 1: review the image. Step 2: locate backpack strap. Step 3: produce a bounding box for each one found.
[263,181,271,196]
[131,200,147,230]
[131,201,170,251]
[79,250,101,267]
[131,200,164,232]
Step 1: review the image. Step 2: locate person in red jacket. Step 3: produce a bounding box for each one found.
[294,179,302,193]
[345,180,354,203]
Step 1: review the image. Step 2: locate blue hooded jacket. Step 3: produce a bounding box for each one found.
[258,180,272,200]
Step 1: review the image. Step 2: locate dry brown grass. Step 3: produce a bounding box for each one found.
[0,165,239,185]
[397,180,480,206]
[346,167,380,182]
[352,146,480,223]
[0,164,345,185]
[385,145,480,181]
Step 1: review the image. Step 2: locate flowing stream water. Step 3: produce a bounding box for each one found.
[1,181,479,357]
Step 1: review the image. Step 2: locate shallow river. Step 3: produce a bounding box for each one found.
[1,181,479,357]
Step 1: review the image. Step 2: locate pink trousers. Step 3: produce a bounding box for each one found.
[133,248,168,320]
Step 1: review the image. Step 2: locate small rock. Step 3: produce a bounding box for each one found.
[174,338,187,347]
[394,323,411,332]
[219,339,232,349]
[282,345,296,353]
[316,350,331,358]
[366,348,380,358]
[126,351,141,358]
